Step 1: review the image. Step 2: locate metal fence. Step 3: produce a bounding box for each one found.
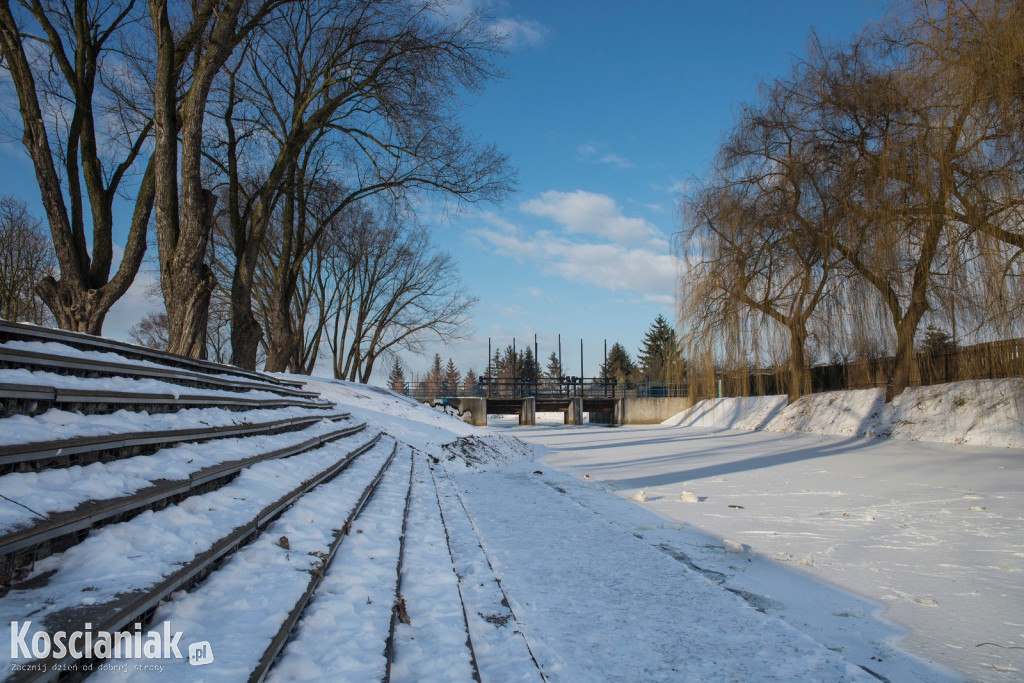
[392,376,689,400]
[708,337,1024,398]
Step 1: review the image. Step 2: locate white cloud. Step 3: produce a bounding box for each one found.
[666,179,689,195]
[520,190,661,245]
[540,241,676,294]
[470,191,678,299]
[598,153,634,169]
[437,1,548,49]
[577,141,635,168]
[490,17,548,48]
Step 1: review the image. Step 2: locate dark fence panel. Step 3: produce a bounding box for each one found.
[712,337,1023,399]
[392,377,689,401]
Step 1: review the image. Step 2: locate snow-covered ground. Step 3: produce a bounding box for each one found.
[500,380,1024,681]
[3,361,1020,681]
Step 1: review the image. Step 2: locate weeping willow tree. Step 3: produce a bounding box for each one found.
[678,0,1023,403]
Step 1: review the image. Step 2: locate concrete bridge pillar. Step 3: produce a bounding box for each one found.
[564,397,583,425]
[519,397,536,426]
[455,397,488,427]
[612,398,625,426]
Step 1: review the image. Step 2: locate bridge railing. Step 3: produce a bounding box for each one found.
[391,378,689,401]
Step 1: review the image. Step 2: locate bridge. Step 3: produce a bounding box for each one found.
[398,378,693,427]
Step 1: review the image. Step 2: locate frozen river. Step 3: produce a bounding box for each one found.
[497,416,1024,681]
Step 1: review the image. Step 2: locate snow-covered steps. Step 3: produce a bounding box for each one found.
[0,432,385,678]
[0,409,349,473]
[265,446,415,681]
[84,438,401,681]
[385,453,482,682]
[0,370,330,419]
[0,416,370,583]
[0,342,319,400]
[0,319,307,396]
[0,405,336,452]
[431,465,546,682]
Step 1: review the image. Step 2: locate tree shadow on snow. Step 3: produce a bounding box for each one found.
[569,433,873,490]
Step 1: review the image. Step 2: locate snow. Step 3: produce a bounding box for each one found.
[89,438,398,681]
[0,405,332,447]
[0,436,374,674]
[0,366,286,402]
[665,378,1024,448]
[267,445,414,681]
[1,365,1020,681]
[513,379,1024,681]
[387,453,477,682]
[293,377,477,454]
[448,459,872,681]
[0,415,357,534]
[0,340,285,388]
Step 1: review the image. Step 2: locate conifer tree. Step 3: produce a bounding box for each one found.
[519,346,539,383]
[442,358,461,395]
[425,353,444,395]
[463,368,478,395]
[637,315,684,383]
[545,351,564,379]
[388,356,406,394]
[601,342,637,385]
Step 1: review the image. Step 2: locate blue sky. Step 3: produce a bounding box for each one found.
[0,0,887,382]
[414,0,886,380]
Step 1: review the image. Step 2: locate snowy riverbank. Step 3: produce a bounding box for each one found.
[666,378,1024,448]
[515,378,1024,681]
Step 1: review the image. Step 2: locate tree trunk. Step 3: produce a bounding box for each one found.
[787,326,808,404]
[886,308,925,403]
[150,0,248,359]
[229,264,263,369]
[162,188,218,360]
[0,1,152,335]
[264,295,299,372]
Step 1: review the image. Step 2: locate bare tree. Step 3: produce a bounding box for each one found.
[896,0,1024,338]
[126,282,235,361]
[680,16,1022,402]
[203,0,512,370]
[147,0,296,359]
[0,0,154,333]
[0,196,56,324]
[322,205,476,383]
[127,310,169,350]
[681,73,847,402]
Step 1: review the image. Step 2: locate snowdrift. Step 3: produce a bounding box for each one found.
[293,376,536,468]
[666,378,1024,448]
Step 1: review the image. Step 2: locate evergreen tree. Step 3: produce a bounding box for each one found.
[601,342,637,384]
[918,325,957,355]
[388,356,406,394]
[519,346,539,383]
[637,315,684,383]
[463,368,478,394]
[442,358,461,395]
[545,351,564,379]
[425,353,444,395]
